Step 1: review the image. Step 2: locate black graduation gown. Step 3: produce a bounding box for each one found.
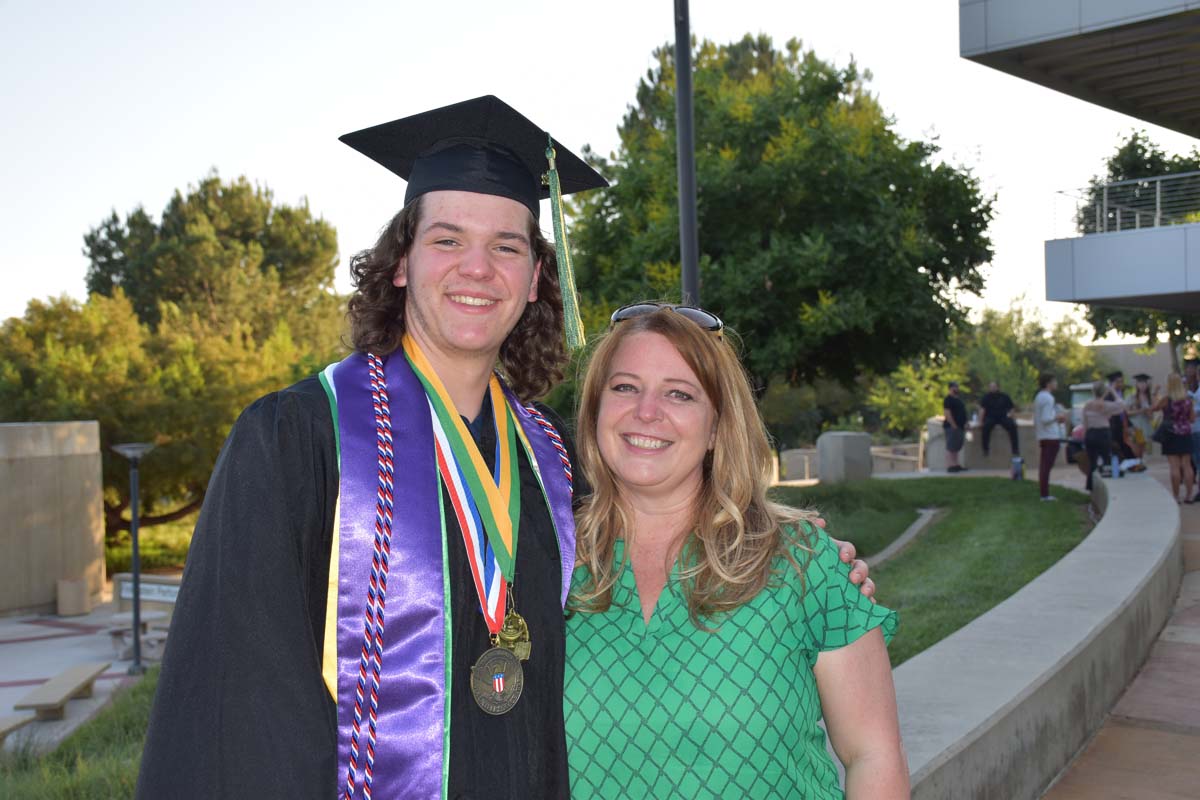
[136,375,574,799]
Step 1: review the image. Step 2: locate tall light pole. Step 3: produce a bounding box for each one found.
[112,442,155,675]
[674,0,700,305]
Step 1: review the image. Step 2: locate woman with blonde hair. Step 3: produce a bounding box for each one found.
[1153,373,1196,502]
[562,303,907,799]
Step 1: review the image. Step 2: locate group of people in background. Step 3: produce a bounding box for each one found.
[1079,365,1200,503]
[942,379,1025,475]
[945,358,1200,504]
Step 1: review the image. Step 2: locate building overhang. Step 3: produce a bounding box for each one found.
[961,3,1200,139]
[1045,223,1200,311]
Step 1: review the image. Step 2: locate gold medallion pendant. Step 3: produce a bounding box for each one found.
[497,610,532,661]
[470,646,524,715]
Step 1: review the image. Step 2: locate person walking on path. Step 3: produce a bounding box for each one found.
[943,381,968,473]
[1082,380,1127,492]
[978,380,1019,459]
[1152,373,1195,503]
[1034,373,1068,501]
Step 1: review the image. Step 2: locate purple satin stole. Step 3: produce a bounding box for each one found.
[329,351,576,799]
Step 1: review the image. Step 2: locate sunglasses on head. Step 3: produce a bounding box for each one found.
[609,303,724,336]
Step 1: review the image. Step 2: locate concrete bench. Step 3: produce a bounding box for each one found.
[109,609,167,633]
[0,712,37,746]
[13,662,111,721]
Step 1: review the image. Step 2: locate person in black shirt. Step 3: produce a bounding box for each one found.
[978,381,1019,458]
[943,381,968,472]
[1104,371,1137,463]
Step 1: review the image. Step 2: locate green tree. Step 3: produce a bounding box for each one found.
[867,356,965,437]
[867,305,1110,436]
[570,35,994,390]
[1078,133,1200,368]
[3,174,347,540]
[85,171,342,344]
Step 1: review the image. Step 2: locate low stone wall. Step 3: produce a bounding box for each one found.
[895,474,1182,799]
[925,417,1045,473]
[113,572,182,623]
[0,422,105,615]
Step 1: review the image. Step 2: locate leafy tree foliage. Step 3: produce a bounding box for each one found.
[868,306,1110,437]
[3,174,346,540]
[85,172,341,341]
[1078,133,1200,368]
[570,35,994,390]
[867,356,965,439]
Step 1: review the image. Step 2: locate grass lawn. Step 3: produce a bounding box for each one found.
[769,481,921,558]
[105,515,196,575]
[773,477,1093,666]
[0,669,159,799]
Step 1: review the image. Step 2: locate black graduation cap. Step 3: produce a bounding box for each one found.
[1106,370,1124,381]
[339,95,608,219]
[1132,373,1152,381]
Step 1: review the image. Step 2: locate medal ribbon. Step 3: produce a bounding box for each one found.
[404,335,523,634]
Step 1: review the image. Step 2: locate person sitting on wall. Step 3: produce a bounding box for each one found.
[978,380,1019,460]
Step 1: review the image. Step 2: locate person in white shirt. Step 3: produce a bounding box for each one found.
[1034,372,1069,501]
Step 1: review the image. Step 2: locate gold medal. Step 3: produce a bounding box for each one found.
[497,610,532,661]
[470,646,524,715]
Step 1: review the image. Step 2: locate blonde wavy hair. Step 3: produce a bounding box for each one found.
[571,308,818,626]
[1166,372,1187,402]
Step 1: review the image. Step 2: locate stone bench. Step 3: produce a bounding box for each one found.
[13,661,111,721]
[0,712,36,746]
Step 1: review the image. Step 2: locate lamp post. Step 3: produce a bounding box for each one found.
[112,442,155,675]
[674,0,700,305]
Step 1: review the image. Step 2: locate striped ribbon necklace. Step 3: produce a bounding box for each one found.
[403,335,524,634]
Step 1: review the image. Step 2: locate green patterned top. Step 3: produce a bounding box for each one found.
[563,524,897,799]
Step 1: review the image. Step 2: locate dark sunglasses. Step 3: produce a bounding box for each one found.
[609,303,724,336]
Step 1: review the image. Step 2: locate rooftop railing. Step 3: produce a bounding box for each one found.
[1062,170,1200,235]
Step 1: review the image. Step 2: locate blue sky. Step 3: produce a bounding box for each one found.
[2,0,1196,330]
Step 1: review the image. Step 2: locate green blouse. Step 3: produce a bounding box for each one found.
[563,524,897,799]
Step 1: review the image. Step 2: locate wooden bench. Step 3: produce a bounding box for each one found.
[0,712,36,746]
[13,662,111,721]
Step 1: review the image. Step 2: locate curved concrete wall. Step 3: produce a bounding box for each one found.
[895,474,1182,799]
[0,422,105,614]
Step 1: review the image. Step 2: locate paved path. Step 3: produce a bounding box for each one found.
[0,595,147,753]
[1041,463,1200,800]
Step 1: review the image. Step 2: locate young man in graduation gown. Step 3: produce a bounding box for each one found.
[136,96,875,800]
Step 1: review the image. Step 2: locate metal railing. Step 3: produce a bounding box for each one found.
[1065,170,1200,235]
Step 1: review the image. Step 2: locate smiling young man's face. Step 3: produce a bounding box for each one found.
[395,190,541,370]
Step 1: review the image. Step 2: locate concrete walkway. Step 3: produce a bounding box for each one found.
[0,592,147,754]
[1040,464,1200,800]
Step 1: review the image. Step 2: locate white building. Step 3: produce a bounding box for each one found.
[960,1,1200,312]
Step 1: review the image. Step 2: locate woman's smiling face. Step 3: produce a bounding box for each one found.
[596,331,717,503]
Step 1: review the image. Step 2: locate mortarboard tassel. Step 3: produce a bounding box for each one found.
[544,138,586,351]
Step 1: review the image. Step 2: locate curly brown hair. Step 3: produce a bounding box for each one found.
[346,196,568,400]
